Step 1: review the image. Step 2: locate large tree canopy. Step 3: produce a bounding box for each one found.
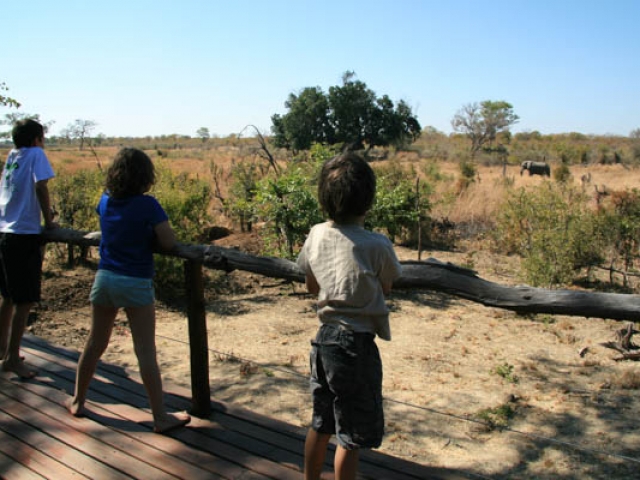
[271,72,421,151]
[451,100,519,158]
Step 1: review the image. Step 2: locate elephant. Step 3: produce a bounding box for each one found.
[520,161,550,177]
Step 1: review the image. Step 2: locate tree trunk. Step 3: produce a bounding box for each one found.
[43,228,640,322]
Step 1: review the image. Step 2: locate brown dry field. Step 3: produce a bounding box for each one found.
[24,147,640,479]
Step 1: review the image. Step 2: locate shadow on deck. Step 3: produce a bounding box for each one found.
[0,334,474,479]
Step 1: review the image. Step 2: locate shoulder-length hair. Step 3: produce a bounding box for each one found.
[105,148,156,199]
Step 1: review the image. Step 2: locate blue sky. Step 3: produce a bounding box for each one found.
[3,1,639,138]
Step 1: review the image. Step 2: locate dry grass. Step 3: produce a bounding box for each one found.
[20,145,640,235]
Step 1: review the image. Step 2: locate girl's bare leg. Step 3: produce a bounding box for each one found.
[67,304,117,416]
[126,304,190,433]
[0,297,13,359]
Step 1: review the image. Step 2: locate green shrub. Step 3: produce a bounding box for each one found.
[475,403,516,430]
[51,168,104,231]
[225,160,262,232]
[253,166,322,259]
[457,160,477,191]
[491,362,519,383]
[495,183,603,287]
[368,162,432,244]
[597,189,640,274]
[145,163,213,296]
[553,163,572,184]
[152,164,212,242]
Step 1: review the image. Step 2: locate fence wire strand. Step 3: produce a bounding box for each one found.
[155,333,640,466]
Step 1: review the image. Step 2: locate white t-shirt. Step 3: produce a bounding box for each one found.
[0,147,55,234]
[297,221,402,340]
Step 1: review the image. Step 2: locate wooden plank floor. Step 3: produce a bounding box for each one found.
[0,334,473,480]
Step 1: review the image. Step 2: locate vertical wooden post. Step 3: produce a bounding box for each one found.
[416,177,422,261]
[184,260,211,417]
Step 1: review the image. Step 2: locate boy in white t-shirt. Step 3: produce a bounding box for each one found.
[297,152,402,480]
[0,119,57,378]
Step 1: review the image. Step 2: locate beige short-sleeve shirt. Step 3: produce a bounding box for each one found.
[297,221,402,340]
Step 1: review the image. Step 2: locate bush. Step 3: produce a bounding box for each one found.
[368,163,431,244]
[51,167,104,232]
[141,162,213,297]
[495,183,603,287]
[253,166,323,259]
[224,160,263,232]
[597,189,640,273]
[456,160,477,192]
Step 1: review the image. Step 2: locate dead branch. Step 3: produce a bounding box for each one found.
[600,323,640,361]
[240,125,280,175]
[42,228,640,322]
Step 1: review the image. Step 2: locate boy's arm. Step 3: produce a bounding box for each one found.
[380,280,393,296]
[35,179,57,229]
[379,240,403,296]
[305,271,320,295]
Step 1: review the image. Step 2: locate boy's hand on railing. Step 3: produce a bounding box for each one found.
[43,220,59,230]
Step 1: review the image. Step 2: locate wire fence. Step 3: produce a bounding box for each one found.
[38,235,640,476]
[155,332,640,467]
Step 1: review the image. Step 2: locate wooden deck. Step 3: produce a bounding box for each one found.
[0,334,472,479]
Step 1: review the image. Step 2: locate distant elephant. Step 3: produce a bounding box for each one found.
[520,161,550,176]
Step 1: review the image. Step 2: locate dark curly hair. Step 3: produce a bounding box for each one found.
[105,148,156,199]
[12,119,44,148]
[318,152,376,223]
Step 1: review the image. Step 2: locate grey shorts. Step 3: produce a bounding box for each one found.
[309,323,384,450]
[90,269,154,308]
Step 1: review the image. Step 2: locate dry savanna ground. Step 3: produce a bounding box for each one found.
[23,146,640,479]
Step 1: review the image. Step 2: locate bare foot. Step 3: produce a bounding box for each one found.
[66,397,87,417]
[2,359,36,379]
[153,411,191,434]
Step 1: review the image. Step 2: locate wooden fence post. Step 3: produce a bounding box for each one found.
[184,259,211,417]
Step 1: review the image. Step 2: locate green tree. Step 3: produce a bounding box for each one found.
[60,119,98,150]
[0,83,20,109]
[271,86,332,151]
[452,100,519,158]
[196,127,210,143]
[271,72,421,152]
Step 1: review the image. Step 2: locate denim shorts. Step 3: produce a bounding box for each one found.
[0,233,43,304]
[309,323,384,450]
[90,269,154,308]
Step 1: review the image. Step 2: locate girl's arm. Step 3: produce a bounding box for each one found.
[154,220,177,251]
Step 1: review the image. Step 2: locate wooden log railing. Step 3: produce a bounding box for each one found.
[43,228,640,416]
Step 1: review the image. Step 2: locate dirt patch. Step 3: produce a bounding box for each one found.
[30,237,640,479]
